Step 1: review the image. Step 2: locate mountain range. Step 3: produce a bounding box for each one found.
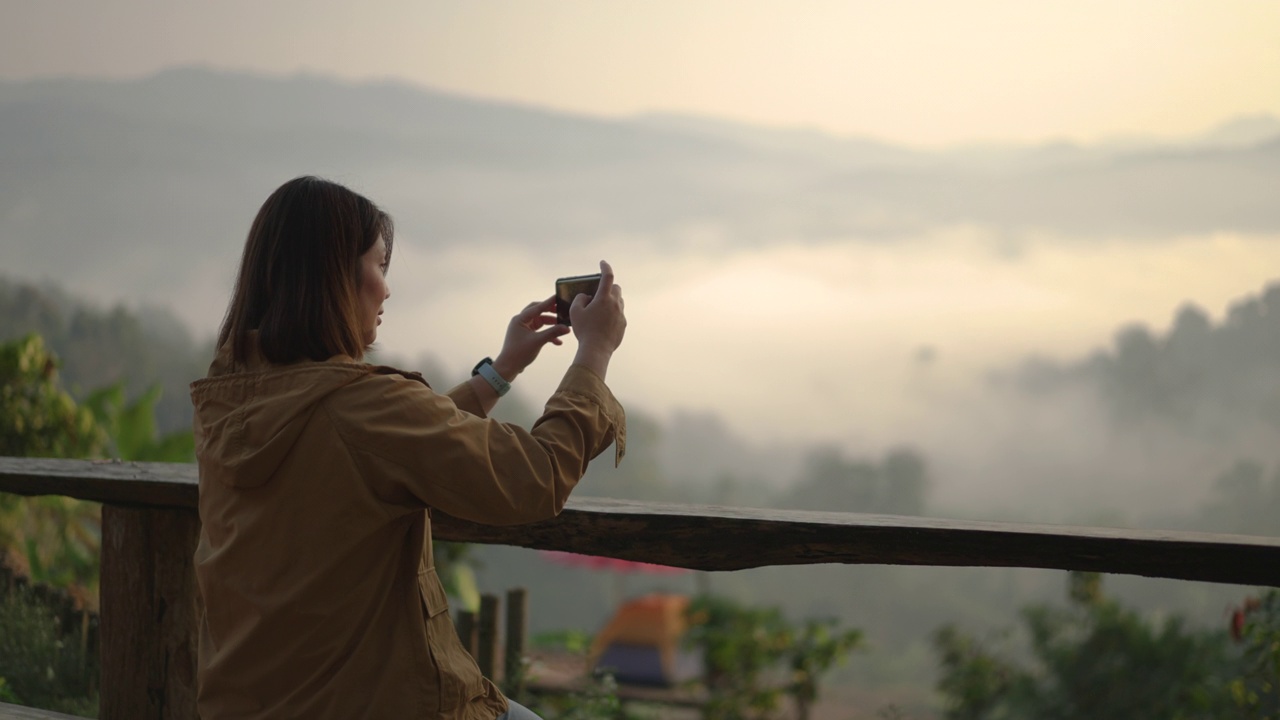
[3,68,1277,291]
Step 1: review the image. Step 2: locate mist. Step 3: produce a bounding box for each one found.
[3,68,1280,528]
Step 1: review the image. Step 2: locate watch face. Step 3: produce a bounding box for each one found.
[472,357,492,376]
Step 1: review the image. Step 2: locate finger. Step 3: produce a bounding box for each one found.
[536,325,571,344]
[520,296,556,320]
[592,260,615,303]
[527,314,562,331]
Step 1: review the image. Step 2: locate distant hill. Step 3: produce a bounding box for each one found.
[0,276,210,434]
[1012,281,1280,439]
[2,68,1277,320]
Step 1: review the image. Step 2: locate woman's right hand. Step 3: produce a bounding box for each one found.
[570,260,626,378]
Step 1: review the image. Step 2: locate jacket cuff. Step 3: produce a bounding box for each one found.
[558,364,627,466]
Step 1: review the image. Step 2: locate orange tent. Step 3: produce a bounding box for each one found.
[588,593,703,686]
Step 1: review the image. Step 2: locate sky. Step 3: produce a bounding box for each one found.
[2,1,1279,147]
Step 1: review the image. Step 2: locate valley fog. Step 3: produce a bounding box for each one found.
[374,226,1280,518]
[4,69,1279,526]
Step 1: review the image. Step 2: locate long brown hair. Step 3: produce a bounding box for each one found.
[218,176,394,365]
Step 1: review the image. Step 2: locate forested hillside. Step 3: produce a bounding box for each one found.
[0,276,209,434]
[1014,281,1280,437]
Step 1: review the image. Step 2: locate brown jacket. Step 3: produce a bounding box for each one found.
[190,347,625,719]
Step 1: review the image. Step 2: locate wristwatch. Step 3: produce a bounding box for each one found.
[471,357,511,397]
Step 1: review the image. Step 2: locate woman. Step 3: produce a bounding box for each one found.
[191,176,627,719]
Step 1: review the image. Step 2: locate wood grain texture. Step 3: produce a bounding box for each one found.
[3,458,1280,586]
[99,505,201,720]
[0,457,197,508]
[431,498,1280,588]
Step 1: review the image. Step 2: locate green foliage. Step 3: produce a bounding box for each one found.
[1229,592,1280,718]
[932,572,1269,720]
[523,672,627,720]
[0,334,107,459]
[433,541,481,611]
[0,333,194,590]
[509,630,632,720]
[0,334,106,590]
[0,323,193,718]
[85,383,195,462]
[0,589,98,717]
[531,629,595,655]
[934,625,1019,720]
[685,594,863,720]
[0,276,212,436]
[787,616,866,720]
[687,595,790,718]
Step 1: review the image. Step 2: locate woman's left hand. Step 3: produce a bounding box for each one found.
[492,296,572,380]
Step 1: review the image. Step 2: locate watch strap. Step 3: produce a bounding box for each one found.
[472,357,511,397]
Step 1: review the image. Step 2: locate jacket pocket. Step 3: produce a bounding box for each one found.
[418,567,484,713]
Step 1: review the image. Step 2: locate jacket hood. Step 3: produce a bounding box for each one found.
[189,342,371,489]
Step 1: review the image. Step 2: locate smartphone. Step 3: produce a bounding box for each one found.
[555,273,602,326]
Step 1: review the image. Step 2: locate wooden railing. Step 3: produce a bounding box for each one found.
[3,456,1280,719]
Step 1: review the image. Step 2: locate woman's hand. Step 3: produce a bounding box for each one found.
[570,260,626,379]
[492,296,571,381]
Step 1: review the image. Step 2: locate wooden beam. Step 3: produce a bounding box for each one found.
[0,457,197,508]
[4,457,1280,587]
[430,498,1280,588]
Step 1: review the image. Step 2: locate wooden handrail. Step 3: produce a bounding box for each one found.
[3,455,1280,719]
[2,456,1280,585]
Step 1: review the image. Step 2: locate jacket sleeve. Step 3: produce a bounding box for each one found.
[443,380,487,418]
[329,364,625,525]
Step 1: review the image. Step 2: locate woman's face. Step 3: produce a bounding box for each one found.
[358,235,390,345]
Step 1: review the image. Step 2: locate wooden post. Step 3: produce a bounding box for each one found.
[455,609,478,656]
[99,505,200,720]
[477,594,500,680]
[504,588,528,697]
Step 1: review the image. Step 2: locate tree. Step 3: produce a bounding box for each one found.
[0,335,108,590]
[932,572,1264,720]
[0,334,106,460]
[0,333,194,590]
[783,446,931,516]
[1228,591,1280,718]
[685,594,862,720]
